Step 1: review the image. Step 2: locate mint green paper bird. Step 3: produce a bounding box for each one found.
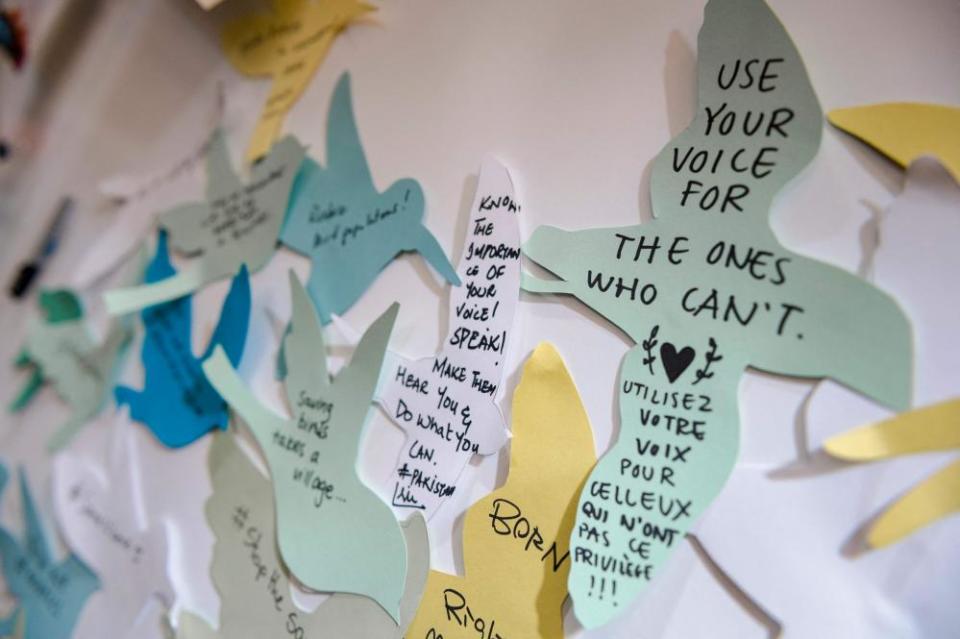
[203,272,408,622]
[521,0,912,628]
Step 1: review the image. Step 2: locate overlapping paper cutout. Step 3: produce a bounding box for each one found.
[829,103,960,183]
[115,232,251,448]
[165,431,428,638]
[372,156,519,518]
[521,0,911,627]
[202,272,407,620]
[53,420,174,638]
[0,465,99,639]
[11,290,132,451]
[405,342,596,639]
[222,0,374,162]
[279,72,459,327]
[104,131,305,315]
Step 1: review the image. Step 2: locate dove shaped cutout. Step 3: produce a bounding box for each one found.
[11,289,133,452]
[372,156,520,518]
[828,103,960,183]
[115,232,251,448]
[0,465,100,639]
[405,343,596,639]
[165,431,429,639]
[52,418,174,638]
[202,272,407,621]
[279,72,460,327]
[520,0,912,627]
[104,131,305,315]
[222,0,374,162]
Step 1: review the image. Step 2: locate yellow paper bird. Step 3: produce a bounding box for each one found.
[825,398,960,548]
[222,0,375,162]
[405,343,597,639]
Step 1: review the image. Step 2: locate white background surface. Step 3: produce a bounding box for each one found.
[0,0,958,637]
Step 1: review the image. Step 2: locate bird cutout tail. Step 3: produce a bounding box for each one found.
[409,222,461,286]
[828,103,960,183]
[104,265,209,316]
[865,459,960,549]
[405,343,596,639]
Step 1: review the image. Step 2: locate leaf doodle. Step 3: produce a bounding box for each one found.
[521,0,911,627]
[404,343,596,639]
[115,231,252,448]
[202,272,407,621]
[279,72,459,327]
[104,131,305,315]
[0,465,100,639]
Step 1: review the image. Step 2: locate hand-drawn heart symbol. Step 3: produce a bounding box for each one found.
[660,342,695,383]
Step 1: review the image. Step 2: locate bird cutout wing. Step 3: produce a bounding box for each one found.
[371,156,519,519]
[103,132,306,315]
[0,466,99,639]
[52,423,174,639]
[521,0,912,628]
[202,271,407,621]
[829,103,960,183]
[11,288,133,452]
[115,232,252,448]
[279,72,459,325]
[222,0,375,162]
[823,399,960,548]
[168,431,429,639]
[405,343,596,639]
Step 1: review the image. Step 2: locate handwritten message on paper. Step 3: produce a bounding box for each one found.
[0,467,100,639]
[104,132,305,315]
[222,0,374,162]
[53,428,174,638]
[115,232,251,448]
[176,433,429,639]
[279,72,458,326]
[203,272,407,621]
[405,343,596,639]
[375,157,520,518]
[521,0,912,627]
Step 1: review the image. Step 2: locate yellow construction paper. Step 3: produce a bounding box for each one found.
[222,0,374,162]
[867,460,960,548]
[825,398,960,461]
[829,103,960,183]
[405,342,597,639]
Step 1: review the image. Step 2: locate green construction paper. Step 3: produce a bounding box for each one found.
[167,431,428,639]
[11,290,133,452]
[521,0,912,628]
[104,131,306,315]
[0,466,100,639]
[279,72,459,324]
[202,272,407,621]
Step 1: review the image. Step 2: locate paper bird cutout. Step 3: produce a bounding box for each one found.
[0,465,99,639]
[0,8,26,69]
[829,103,960,183]
[405,342,596,639]
[371,156,519,518]
[11,289,133,451]
[115,232,251,448]
[52,420,174,638]
[203,272,407,620]
[521,0,912,627]
[825,399,960,548]
[279,72,460,326]
[222,0,374,162]
[104,131,305,315]
[164,431,429,638]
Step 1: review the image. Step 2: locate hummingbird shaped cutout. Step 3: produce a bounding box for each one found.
[115,231,251,448]
[202,272,407,621]
[521,0,912,627]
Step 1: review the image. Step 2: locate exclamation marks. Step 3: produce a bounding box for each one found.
[588,575,619,605]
